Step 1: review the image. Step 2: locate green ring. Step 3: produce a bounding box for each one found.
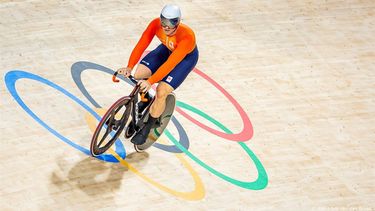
[164,101,268,190]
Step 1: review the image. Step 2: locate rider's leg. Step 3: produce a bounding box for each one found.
[149,82,174,118]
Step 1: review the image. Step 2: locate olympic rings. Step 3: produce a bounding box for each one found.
[4,61,268,196]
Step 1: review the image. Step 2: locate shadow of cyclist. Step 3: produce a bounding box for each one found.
[50,156,124,197]
[50,150,150,197]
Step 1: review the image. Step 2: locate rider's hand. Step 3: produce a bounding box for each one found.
[117,67,132,77]
[138,80,151,93]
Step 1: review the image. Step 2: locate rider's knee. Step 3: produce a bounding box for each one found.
[134,64,152,79]
[155,86,170,100]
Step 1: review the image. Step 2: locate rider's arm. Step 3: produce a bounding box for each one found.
[147,37,195,85]
[127,19,158,69]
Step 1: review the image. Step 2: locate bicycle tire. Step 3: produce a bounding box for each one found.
[90,96,132,156]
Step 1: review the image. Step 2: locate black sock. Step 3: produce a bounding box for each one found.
[141,115,158,135]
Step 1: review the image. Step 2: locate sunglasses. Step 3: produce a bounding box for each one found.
[160,15,179,29]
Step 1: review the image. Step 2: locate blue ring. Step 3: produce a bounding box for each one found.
[4,70,126,163]
[70,61,190,153]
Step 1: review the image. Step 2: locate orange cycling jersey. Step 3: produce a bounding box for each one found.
[127,18,196,85]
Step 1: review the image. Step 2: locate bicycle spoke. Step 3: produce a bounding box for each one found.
[97,136,106,148]
[114,104,124,114]
[107,110,117,126]
[97,125,112,147]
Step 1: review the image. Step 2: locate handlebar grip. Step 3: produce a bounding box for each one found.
[112,71,139,85]
[112,72,120,83]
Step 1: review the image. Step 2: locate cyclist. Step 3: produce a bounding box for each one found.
[117,4,199,145]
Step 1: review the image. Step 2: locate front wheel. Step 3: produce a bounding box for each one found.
[90,96,132,156]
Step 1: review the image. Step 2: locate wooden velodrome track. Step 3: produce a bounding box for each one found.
[1,0,374,210]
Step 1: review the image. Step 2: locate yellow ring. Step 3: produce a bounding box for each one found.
[85,109,205,200]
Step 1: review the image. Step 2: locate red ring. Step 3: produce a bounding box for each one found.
[175,68,253,142]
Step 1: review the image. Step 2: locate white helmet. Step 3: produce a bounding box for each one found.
[160,4,181,28]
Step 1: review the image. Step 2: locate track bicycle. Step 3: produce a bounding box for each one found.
[90,72,176,156]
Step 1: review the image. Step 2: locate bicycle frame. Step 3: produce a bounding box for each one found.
[112,72,154,134]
